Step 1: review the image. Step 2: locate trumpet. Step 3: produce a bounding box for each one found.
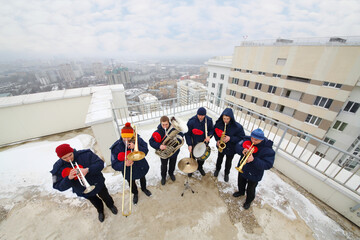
[69,160,95,194]
[121,125,145,217]
[218,124,227,153]
[235,141,258,173]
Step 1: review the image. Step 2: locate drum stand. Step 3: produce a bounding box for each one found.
[181,175,195,197]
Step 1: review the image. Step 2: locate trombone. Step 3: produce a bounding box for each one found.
[235,143,255,173]
[121,125,145,217]
[69,160,95,194]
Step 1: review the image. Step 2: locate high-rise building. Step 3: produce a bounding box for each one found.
[177,79,207,105]
[106,67,130,85]
[205,56,232,105]
[138,93,160,113]
[59,64,76,82]
[92,62,105,81]
[225,36,360,168]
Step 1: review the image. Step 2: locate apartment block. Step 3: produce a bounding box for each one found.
[177,79,207,105]
[205,56,232,105]
[225,37,360,166]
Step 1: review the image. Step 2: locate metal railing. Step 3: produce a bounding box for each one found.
[112,93,360,197]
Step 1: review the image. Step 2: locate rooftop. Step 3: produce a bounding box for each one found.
[0,87,359,239]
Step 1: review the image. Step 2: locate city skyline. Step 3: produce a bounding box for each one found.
[1,0,360,61]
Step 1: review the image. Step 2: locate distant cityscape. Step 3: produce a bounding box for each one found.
[0,58,208,102]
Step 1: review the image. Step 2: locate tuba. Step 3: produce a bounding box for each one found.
[218,124,227,153]
[155,117,185,159]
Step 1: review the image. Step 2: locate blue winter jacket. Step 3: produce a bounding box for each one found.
[185,115,214,147]
[214,108,245,155]
[235,136,275,182]
[149,123,184,159]
[50,149,106,198]
[110,135,150,181]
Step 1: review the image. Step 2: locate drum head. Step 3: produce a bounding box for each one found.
[193,142,206,158]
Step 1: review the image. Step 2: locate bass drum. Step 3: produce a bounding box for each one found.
[193,142,211,161]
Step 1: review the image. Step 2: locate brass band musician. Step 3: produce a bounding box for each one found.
[185,107,214,177]
[50,144,118,223]
[149,116,184,185]
[233,128,275,210]
[110,123,152,205]
[214,108,245,182]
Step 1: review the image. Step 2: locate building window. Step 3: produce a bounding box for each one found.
[255,83,262,90]
[251,96,258,104]
[246,70,252,74]
[240,93,246,100]
[314,96,333,109]
[234,68,242,72]
[211,92,214,95]
[287,76,310,83]
[229,90,236,96]
[220,74,225,80]
[213,73,217,78]
[232,78,239,84]
[258,71,265,75]
[212,83,215,88]
[343,101,360,113]
[305,114,322,126]
[263,100,271,108]
[276,58,287,65]
[273,73,281,78]
[323,82,342,88]
[324,137,336,145]
[243,80,249,87]
[333,120,348,131]
[268,85,277,94]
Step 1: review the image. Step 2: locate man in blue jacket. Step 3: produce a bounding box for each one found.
[51,143,117,222]
[233,128,275,210]
[110,122,152,205]
[149,116,184,185]
[185,107,214,176]
[214,108,245,182]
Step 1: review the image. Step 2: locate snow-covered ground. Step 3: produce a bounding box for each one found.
[0,118,355,239]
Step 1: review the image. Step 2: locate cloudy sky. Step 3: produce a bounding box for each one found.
[1,0,359,61]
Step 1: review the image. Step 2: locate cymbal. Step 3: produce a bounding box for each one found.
[178,157,198,173]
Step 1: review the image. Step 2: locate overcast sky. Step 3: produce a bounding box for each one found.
[1,0,359,61]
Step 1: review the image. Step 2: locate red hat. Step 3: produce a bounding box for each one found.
[56,144,74,158]
[121,122,134,138]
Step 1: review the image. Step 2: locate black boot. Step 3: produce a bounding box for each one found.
[214,170,219,177]
[243,202,251,210]
[161,177,166,185]
[199,168,205,176]
[224,174,229,182]
[98,212,105,222]
[233,191,244,198]
[142,188,152,197]
[109,205,118,215]
[133,194,138,205]
[170,175,176,181]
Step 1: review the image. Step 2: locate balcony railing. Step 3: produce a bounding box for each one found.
[111,93,360,197]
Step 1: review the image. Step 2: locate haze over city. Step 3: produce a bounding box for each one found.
[1,0,360,61]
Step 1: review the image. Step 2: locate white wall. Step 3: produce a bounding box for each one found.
[0,94,91,145]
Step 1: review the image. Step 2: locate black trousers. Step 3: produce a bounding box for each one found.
[237,174,258,204]
[86,185,114,213]
[216,151,235,175]
[127,176,147,195]
[160,156,177,178]
[197,159,205,170]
